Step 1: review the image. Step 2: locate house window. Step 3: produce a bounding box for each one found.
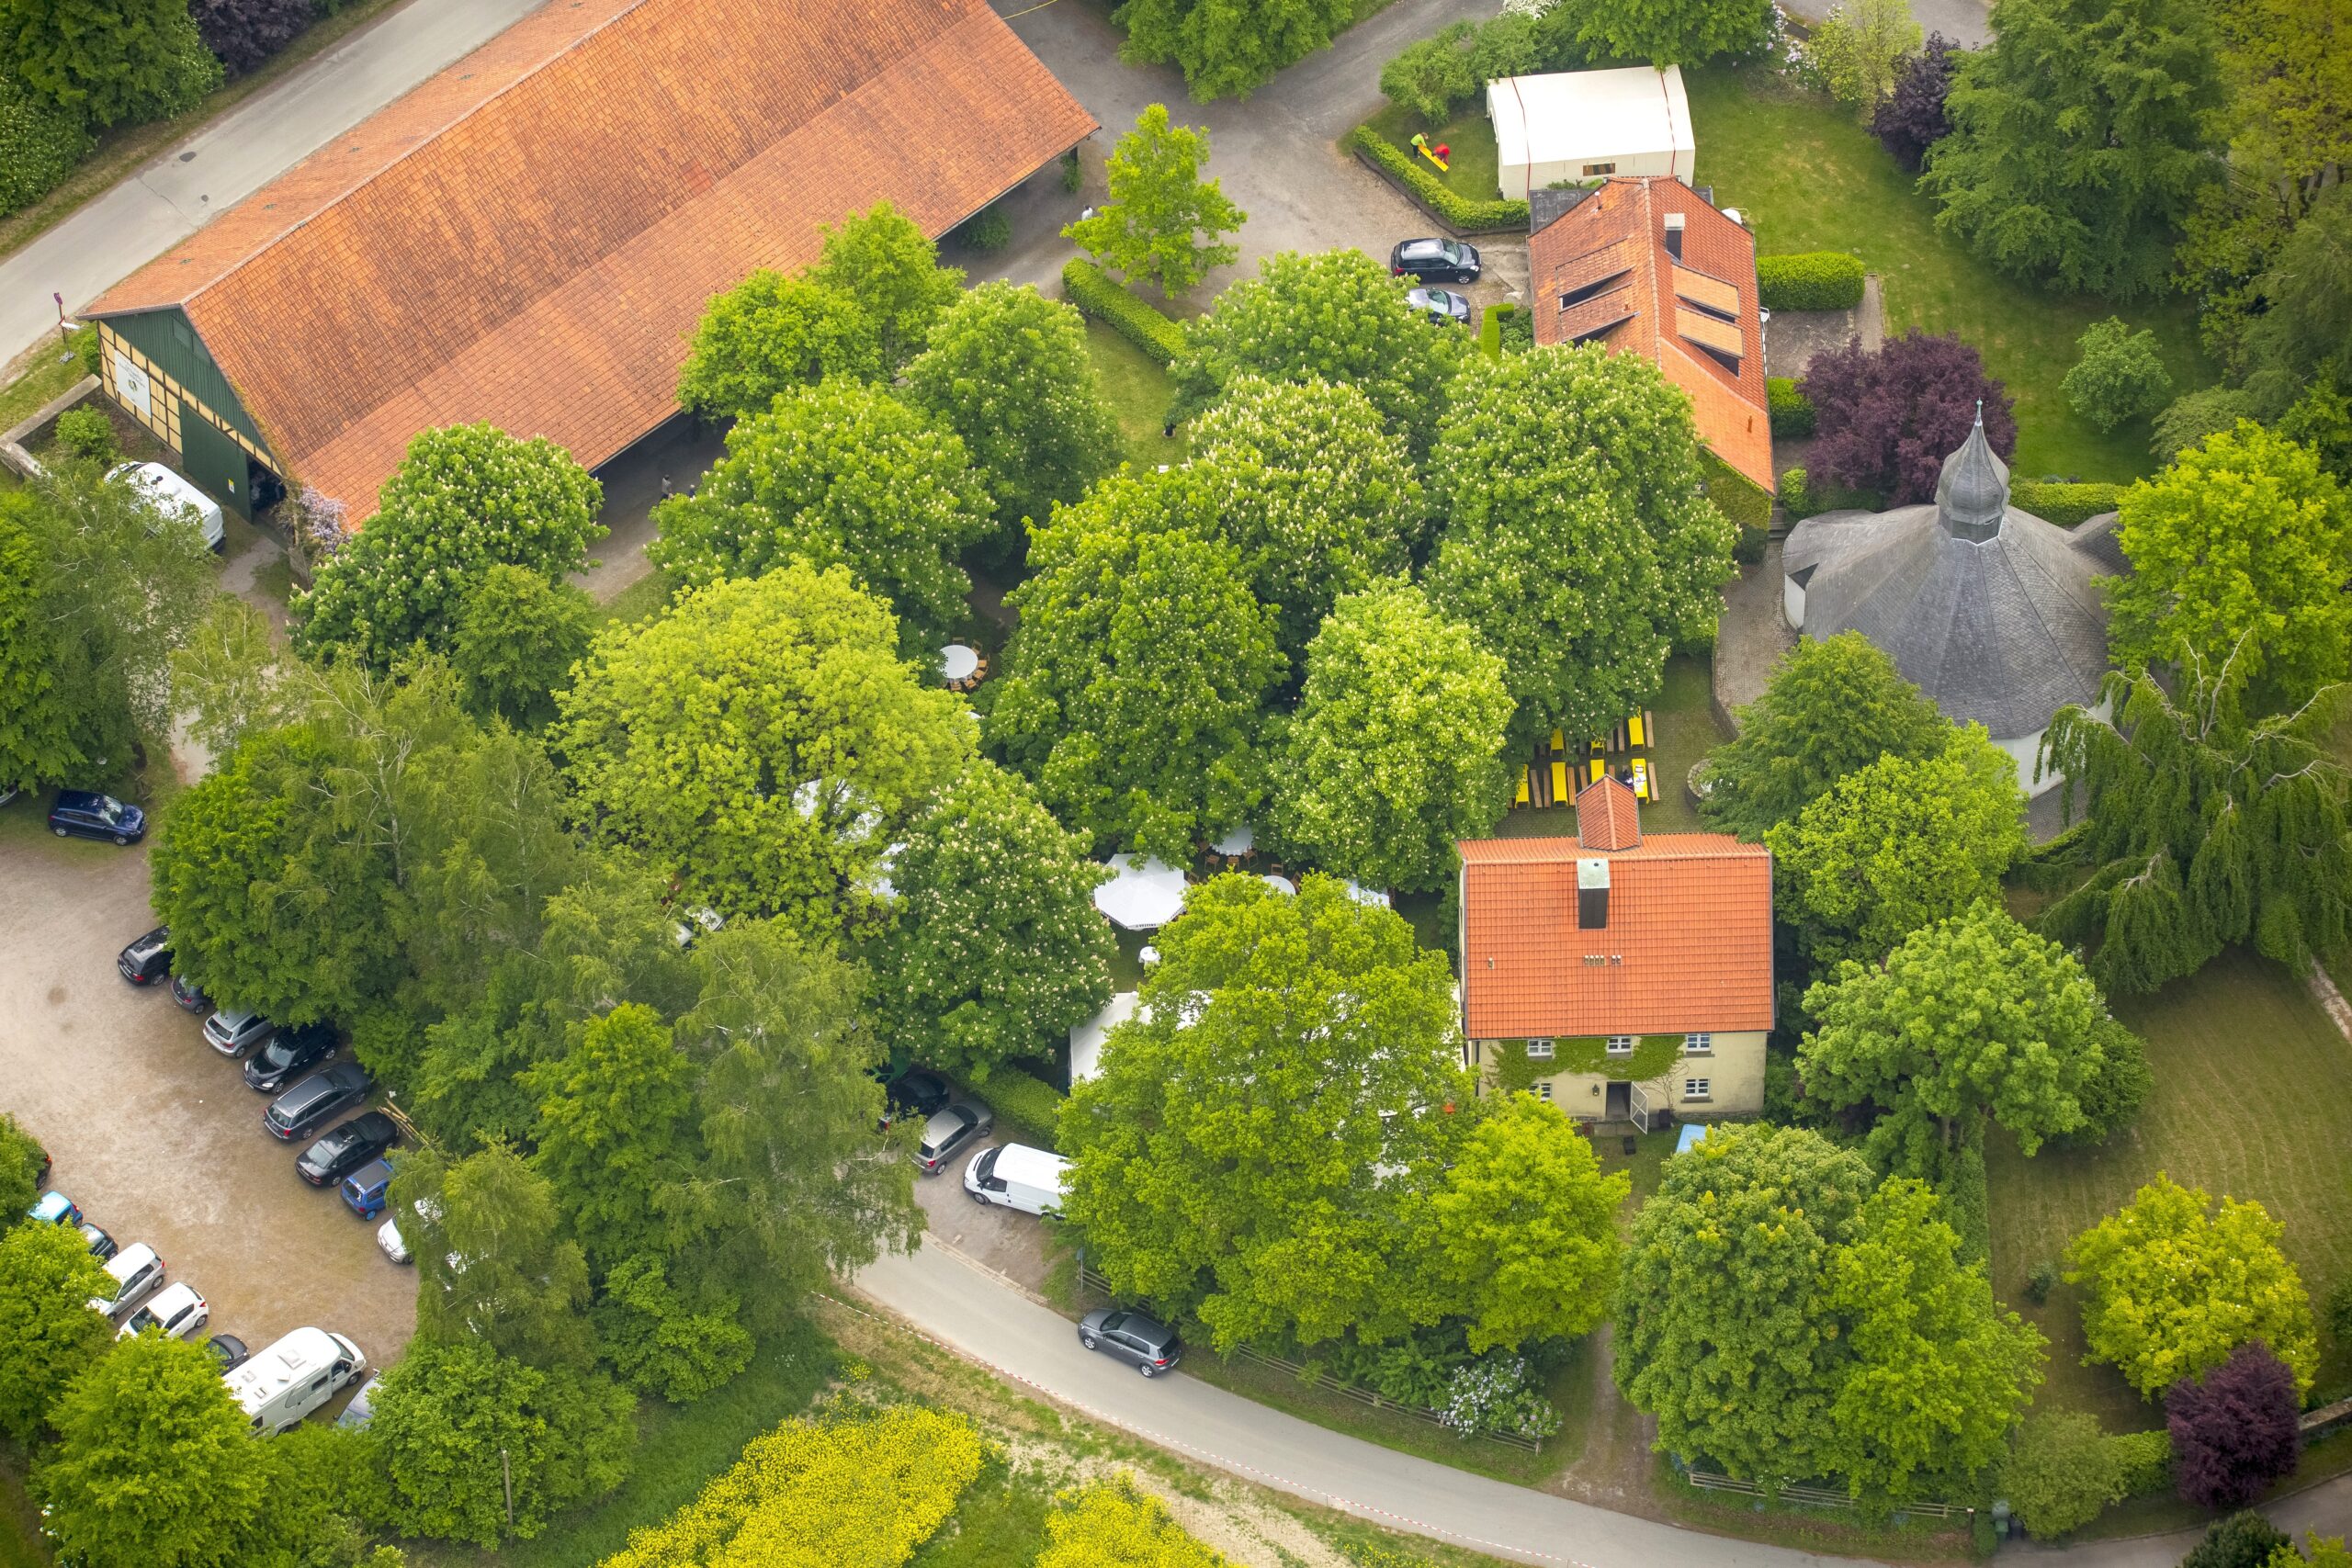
[1525,1039,1555,1060]
[1683,1032,1712,1055]
[1683,1077,1711,1101]
[1605,1036,1634,1055]
[1582,162,1616,176]
[1537,1082,1554,1101]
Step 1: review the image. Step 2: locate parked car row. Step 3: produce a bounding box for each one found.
[23,1185,243,1368]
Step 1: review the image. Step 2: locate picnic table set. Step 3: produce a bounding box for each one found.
[1511,709,1659,810]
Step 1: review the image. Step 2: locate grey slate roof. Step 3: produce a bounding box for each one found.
[1782,486,2115,741]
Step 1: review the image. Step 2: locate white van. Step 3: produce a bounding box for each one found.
[962,1143,1069,1217]
[223,1326,366,1435]
[107,460,224,551]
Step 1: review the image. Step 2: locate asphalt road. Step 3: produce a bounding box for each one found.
[0,808,417,1377]
[0,0,549,365]
[857,1238,2352,1568]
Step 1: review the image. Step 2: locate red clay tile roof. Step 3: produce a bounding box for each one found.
[1456,831,1774,1039]
[1528,177,1774,491]
[85,0,1093,523]
[1574,774,1642,852]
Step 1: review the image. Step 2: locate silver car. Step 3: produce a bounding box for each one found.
[915,1100,993,1176]
[203,1007,273,1057]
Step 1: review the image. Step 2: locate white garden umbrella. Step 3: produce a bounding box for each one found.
[1211,823,1255,856]
[1069,991,1140,1084]
[940,644,980,684]
[1261,874,1297,896]
[1340,880,1391,908]
[1092,854,1187,931]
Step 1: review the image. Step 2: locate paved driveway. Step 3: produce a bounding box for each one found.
[0,811,416,1374]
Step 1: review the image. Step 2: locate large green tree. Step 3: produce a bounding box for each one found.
[2040,660,2350,991]
[858,757,1115,1083]
[0,1112,41,1235]
[0,1221,113,1444]
[1542,0,1775,66]
[673,270,880,422]
[1064,104,1244,298]
[2106,423,2352,708]
[36,1332,263,1568]
[1616,1125,2042,1497]
[1423,345,1736,754]
[808,201,965,373]
[1109,0,1351,101]
[646,379,991,651]
[1170,248,1469,460]
[902,281,1122,555]
[0,0,213,126]
[554,564,972,937]
[1273,581,1514,893]
[1699,631,1952,840]
[1920,0,2222,298]
[525,1001,702,1275]
[1799,902,2147,1182]
[989,468,1282,861]
[401,1142,595,1371]
[2066,1173,2317,1396]
[1058,874,1468,1349]
[0,505,73,792]
[448,563,594,730]
[293,423,605,671]
[1186,375,1420,662]
[1768,730,2028,968]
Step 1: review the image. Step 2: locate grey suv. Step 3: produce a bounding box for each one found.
[1079,1308,1182,1377]
[915,1100,992,1176]
[264,1062,371,1142]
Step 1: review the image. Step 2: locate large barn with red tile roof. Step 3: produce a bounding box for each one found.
[1526,175,1774,493]
[1457,775,1773,1126]
[79,0,1094,524]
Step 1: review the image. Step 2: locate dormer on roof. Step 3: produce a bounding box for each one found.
[1574,774,1643,852]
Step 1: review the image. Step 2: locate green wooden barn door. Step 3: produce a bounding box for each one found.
[178,400,254,520]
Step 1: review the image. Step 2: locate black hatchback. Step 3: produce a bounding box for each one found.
[296,1111,399,1187]
[50,790,145,845]
[264,1062,371,1142]
[1079,1308,1182,1377]
[1390,236,1481,284]
[243,1022,338,1094]
[878,1067,952,1131]
[118,926,171,985]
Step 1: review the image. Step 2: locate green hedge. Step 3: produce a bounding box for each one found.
[2107,1429,2172,1499]
[1478,301,1511,360]
[985,1066,1066,1148]
[2010,480,2124,527]
[1778,465,1813,519]
[1756,252,1866,311]
[1766,376,1815,438]
[1344,125,1530,233]
[1061,258,1187,367]
[1699,447,1771,564]
[0,77,92,216]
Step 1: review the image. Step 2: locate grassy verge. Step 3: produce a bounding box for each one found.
[0,0,420,265]
[0,1450,46,1568]
[1683,65,2211,483]
[1651,1459,1973,1562]
[0,349,87,436]
[1362,103,1503,205]
[1986,948,2352,1432]
[591,569,675,629]
[1084,321,1186,469]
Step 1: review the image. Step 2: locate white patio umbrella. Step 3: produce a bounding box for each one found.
[1091,854,1187,931]
[1260,874,1296,896]
[1211,823,1255,856]
[940,644,980,683]
[1340,880,1391,908]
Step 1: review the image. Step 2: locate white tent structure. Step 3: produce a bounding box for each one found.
[1092,854,1187,931]
[1069,991,1140,1084]
[1340,880,1392,908]
[1486,65,1695,199]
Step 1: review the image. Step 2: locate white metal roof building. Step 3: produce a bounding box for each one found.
[1486,65,1697,199]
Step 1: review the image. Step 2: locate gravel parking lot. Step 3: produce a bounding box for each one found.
[0,806,416,1376]
[909,1122,1061,1292]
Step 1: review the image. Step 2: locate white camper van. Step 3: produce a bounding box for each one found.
[108,460,225,551]
[962,1143,1069,1217]
[224,1326,366,1435]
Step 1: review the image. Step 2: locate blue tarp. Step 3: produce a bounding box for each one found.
[1674,1122,1712,1156]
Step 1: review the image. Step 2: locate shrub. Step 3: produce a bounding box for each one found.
[1344,126,1529,232]
[2000,1411,2119,1537]
[986,1066,1067,1148]
[1778,465,1813,518]
[1498,305,1533,354]
[69,324,103,377]
[2180,1513,2292,1568]
[1061,258,1186,366]
[1756,252,1867,310]
[1436,1352,1561,1441]
[2108,1428,2173,1498]
[2008,480,2122,526]
[2024,1262,2058,1303]
[2152,386,2260,459]
[1872,33,1960,171]
[1379,23,1476,123]
[157,14,227,118]
[957,204,1012,253]
[2167,1342,2301,1508]
[51,408,117,463]
[1802,330,2014,504]
[1767,376,1816,437]
[0,77,93,215]
[189,0,316,74]
[2064,317,2174,432]
[1478,302,1510,359]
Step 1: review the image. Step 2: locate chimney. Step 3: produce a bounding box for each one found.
[1577,857,1611,930]
[1663,211,1685,260]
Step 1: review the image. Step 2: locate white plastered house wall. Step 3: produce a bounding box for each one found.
[1487,65,1697,200]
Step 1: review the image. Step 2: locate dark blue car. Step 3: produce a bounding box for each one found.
[341,1157,394,1219]
[49,790,145,845]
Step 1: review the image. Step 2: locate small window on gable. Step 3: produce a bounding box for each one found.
[1537,1082,1553,1101]
[1683,1032,1712,1054]
[1581,162,1616,176]
[1525,1039,1555,1060]
[1683,1077,1711,1100]
[1605,1036,1634,1055]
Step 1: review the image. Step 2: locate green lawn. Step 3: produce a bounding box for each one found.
[1495,653,1729,840]
[1986,949,2352,1434]
[1683,66,2211,484]
[1364,102,1503,204]
[1083,321,1187,470]
[0,345,86,435]
[592,570,675,629]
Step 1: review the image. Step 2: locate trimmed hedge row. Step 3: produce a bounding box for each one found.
[1766,376,1815,438]
[1477,302,1513,360]
[1344,125,1530,233]
[0,77,93,216]
[1061,258,1187,366]
[1778,465,1813,519]
[985,1066,1067,1147]
[2011,480,2124,527]
[1756,252,1866,311]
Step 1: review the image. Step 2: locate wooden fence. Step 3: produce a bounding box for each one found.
[1681,1468,1970,1519]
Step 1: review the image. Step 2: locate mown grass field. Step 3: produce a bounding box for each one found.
[1682,66,2211,485]
[1986,949,2352,1434]
[1083,321,1187,471]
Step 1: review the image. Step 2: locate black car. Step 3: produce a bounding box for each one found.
[204,1334,250,1372]
[264,1062,372,1142]
[1079,1308,1182,1377]
[169,973,210,1013]
[295,1111,399,1187]
[877,1066,952,1130]
[1406,286,1473,326]
[915,1100,993,1176]
[78,1222,117,1261]
[48,790,145,845]
[118,926,171,985]
[1390,236,1481,284]
[243,1022,338,1094]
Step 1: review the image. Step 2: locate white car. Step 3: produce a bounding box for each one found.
[376,1214,409,1264]
[119,1281,208,1340]
[86,1243,164,1321]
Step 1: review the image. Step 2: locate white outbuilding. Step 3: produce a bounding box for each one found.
[1486,65,1696,200]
